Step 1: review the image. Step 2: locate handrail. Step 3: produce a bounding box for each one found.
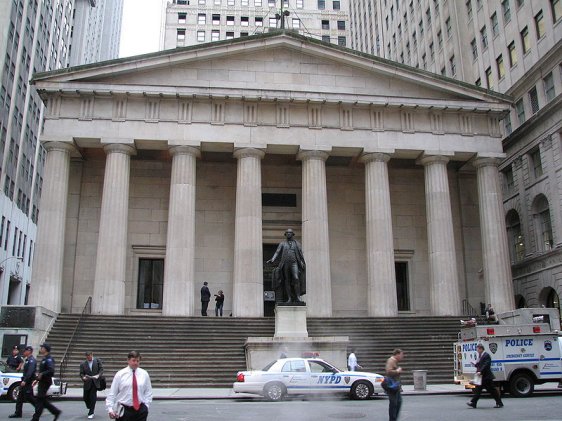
[59,296,91,382]
[461,299,478,317]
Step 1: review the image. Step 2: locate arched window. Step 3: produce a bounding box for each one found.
[514,294,526,308]
[546,289,560,311]
[506,210,525,262]
[532,195,553,252]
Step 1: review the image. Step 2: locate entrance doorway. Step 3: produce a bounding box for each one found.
[137,258,164,309]
[263,244,277,317]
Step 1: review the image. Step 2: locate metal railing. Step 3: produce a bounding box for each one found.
[461,299,478,317]
[59,296,91,382]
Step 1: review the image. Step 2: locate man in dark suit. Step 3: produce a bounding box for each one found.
[467,344,504,408]
[8,345,36,418]
[201,282,211,316]
[80,351,104,419]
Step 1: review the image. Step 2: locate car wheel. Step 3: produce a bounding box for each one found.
[351,380,373,400]
[264,382,286,402]
[509,372,534,397]
[8,383,21,402]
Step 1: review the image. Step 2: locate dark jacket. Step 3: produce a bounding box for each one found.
[201,285,211,302]
[6,354,23,370]
[80,358,104,391]
[475,351,495,381]
[37,353,55,385]
[21,356,37,383]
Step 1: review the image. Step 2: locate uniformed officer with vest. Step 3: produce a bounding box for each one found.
[31,342,61,421]
[8,345,37,418]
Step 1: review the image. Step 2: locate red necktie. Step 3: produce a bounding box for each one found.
[132,369,140,411]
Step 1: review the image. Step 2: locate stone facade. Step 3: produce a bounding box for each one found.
[30,31,514,317]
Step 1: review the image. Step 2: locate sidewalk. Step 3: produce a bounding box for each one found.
[58,383,562,400]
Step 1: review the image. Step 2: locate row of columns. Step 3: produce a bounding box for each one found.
[29,141,515,317]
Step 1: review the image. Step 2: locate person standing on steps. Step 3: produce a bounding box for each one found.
[201,281,211,316]
[467,344,504,409]
[214,290,224,317]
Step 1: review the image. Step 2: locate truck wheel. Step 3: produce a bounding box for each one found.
[351,380,373,400]
[509,372,534,397]
[264,382,286,401]
[8,383,21,402]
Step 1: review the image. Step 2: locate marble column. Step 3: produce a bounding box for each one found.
[232,148,265,317]
[162,146,200,316]
[361,153,398,316]
[92,144,135,315]
[297,150,332,317]
[473,157,515,313]
[420,155,461,315]
[29,142,75,313]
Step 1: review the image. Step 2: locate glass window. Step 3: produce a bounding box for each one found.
[395,262,410,311]
[531,148,543,177]
[419,19,423,35]
[318,0,325,9]
[429,42,434,59]
[466,0,473,20]
[486,66,493,89]
[332,0,339,9]
[508,41,517,66]
[515,99,525,124]
[471,38,478,60]
[449,55,456,75]
[552,0,562,22]
[529,87,539,114]
[255,16,263,26]
[491,12,499,36]
[337,20,345,30]
[227,15,235,25]
[226,31,234,39]
[533,195,552,251]
[178,13,187,24]
[137,259,164,309]
[197,30,205,42]
[297,0,304,7]
[521,26,530,53]
[322,20,329,29]
[198,14,206,25]
[496,54,505,79]
[322,35,330,43]
[211,29,220,41]
[269,17,277,27]
[437,30,443,47]
[502,0,511,22]
[212,14,220,25]
[506,210,525,262]
[241,16,249,26]
[338,36,346,46]
[282,360,306,372]
[445,17,452,37]
[543,72,555,102]
[535,10,545,38]
[292,18,300,28]
[176,29,186,41]
[503,114,512,134]
[480,26,488,49]
[426,8,431,26]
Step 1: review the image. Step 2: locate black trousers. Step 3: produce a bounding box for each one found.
[470,379,502,406]
[118,403,148,421]
[14,382,36,415]
[83,385,97,414]
[388,390,402,421]
[201,300,209,316]
[31,381,60,420]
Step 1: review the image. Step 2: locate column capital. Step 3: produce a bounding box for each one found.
[297,150,329,161]
[169,145,201,158]
[233,147,265,160]
[418,154,450,166]
[103,143,136,155]
[473,157,501,169]
[360,152,391,164]
[43,141,76,154]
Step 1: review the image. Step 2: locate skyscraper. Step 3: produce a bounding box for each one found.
[162,0,351,48]
[0,0,123,306]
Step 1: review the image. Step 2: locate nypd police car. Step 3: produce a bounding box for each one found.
[233,357,384,401]
[0,361,66,402]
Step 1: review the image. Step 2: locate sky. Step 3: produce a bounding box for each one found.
[119,0,165,58]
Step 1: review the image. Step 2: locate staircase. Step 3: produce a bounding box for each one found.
[45,314,463,388]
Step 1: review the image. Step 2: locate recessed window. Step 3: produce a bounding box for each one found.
[528,87,539,114]
[521,26,530,53]
[506,210,525,262]
[529,148,543,178]
[292,18,300,29]
[486,66,493,89]
[480,26,488,49]
[212,14,220,25]
[322,19,329,29]
[515,99,525,124]
[241,16,249,26]
[508,41,517,66]
[197,30,205,42]
[176,29,186,41]
[426,8,431,26]
[471,38,478,60]
[269,17,277,27]
[297,0,304,7]
[535,10,545,38]
[322,35,330,43]
[240,32,249,37]
[338,36,346,46]
[178,13,187,24]
[241,0,248,5]
[255,16,263,26]
[449,55,456,76]
[503,114,512,135]
[332,0,340,10]
[211,29,220,41]
[227,15,235,25]
[502,0,511,22]
[226,31,234,39]
[552,0,562,22]
[445,17,452,37]
[437,30,443,47]
[496,54,505,79]
[466,0,472,20]
[491,12,499,36]
[198,14,206,25]
[543,72,555,102]
[337,20,345,30]
[262,193,297,207]
[318,0,325,9]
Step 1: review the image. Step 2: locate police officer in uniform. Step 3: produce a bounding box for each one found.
[6,345,23,371]
[8,345,37,418]
[31,343,61,421]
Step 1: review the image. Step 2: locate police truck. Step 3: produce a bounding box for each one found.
[454,308,562,397]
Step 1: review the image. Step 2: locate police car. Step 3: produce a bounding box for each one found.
[233,357,384,401]
[0,361,67,402]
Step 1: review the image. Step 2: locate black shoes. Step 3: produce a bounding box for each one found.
[494,403,504,408]
[8,414,22,419]
[466,402,476,408]
[53,411,62,421]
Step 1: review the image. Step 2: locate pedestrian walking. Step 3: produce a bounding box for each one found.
[467,344,503,409]
[214,290,224,316]
[80,351,105,419]
[201,281,211,316]
[31,342,62,421]
[385,349,404,421]
[106,350,153,421]
[347,349,362,371]
[8,345,36,418]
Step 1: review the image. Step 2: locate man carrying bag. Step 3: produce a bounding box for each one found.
[80,351,105,419]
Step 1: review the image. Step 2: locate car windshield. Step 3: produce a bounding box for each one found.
[262,361,277,371]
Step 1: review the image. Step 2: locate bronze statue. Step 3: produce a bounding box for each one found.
[266,228,306,304]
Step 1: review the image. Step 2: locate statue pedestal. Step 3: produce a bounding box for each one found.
[274,305,308,338]
[243,305,349,370]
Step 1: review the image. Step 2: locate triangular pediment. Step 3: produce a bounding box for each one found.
[33,31,510,109]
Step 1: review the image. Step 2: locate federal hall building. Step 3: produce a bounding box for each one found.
[29,31,516,319]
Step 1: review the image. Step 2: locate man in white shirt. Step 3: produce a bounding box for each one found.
[106,351,152,421]
[348,350,362,371]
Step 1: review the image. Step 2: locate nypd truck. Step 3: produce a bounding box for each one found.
[454,308,562,397]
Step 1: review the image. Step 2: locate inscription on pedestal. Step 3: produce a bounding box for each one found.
[0,307,36,328]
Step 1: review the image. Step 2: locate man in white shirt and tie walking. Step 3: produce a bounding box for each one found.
[106,351,153,421]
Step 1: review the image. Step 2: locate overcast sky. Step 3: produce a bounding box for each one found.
[119,0,166,58]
